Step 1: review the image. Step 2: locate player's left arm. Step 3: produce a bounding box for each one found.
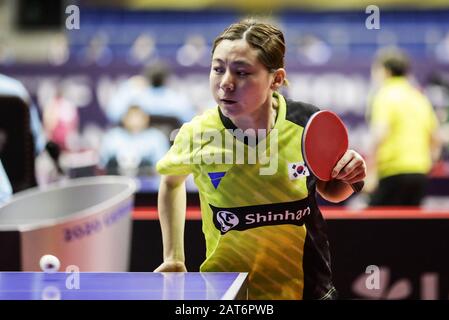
[316,149,366,202]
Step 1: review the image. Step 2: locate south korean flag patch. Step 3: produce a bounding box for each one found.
[288,161,310,180]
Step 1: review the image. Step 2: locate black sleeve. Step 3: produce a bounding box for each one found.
[285,100,320,127]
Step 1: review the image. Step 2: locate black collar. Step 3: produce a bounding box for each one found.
[218,106,271,146]
[218,107,238,130]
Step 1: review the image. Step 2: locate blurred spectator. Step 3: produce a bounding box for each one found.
[366,48,441,206]
[99,105,169,177]
[138,61,196,123]
[0,159,12,204]
[435,31,449,64]
[42,87,80,152]
[47,34,70,66]
[0,74,45,155]
[105,74,147,124]
[0,74,68,188]
[126,34,158,66]
[78,32,113,66]
[106,60,196,126]
[295,34,332,65]
[0,74,42,192]
[176,34,210,67]
[427,72,449,163]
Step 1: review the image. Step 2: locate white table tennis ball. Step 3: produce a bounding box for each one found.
[39,254,60,273]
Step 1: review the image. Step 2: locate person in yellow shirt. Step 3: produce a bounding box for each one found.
[367,48,441,206]
[154,19,366,299]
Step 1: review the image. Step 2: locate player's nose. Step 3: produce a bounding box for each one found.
[220,71,235,92]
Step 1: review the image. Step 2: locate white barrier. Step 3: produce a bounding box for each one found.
[0,176,137,271]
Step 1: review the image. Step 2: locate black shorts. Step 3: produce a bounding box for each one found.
[369,173,428,207]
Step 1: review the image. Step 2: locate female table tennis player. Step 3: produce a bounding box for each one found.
[154,19,366,299]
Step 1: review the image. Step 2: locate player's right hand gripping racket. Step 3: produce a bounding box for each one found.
[302,110,364,193]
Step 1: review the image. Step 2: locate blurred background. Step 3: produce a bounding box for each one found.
[1,0,449,207]
[2,0,449,299]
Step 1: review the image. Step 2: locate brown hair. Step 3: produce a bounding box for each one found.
[212,19,286,74]
[374,47,410,77]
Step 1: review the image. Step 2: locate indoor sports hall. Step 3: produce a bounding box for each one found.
[1,0,449,301]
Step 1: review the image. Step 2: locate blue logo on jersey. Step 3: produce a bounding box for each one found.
[208,172,226,189]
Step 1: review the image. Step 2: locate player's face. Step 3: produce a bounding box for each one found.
[210,39,275,119]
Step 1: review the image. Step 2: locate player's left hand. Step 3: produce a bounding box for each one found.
[331,149,366,185]
[154,261,187,272]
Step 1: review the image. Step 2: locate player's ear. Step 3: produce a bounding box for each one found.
[271,68,286,90]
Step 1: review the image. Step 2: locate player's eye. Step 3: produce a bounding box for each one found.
[213,67,225,74]
[236,70,250,77]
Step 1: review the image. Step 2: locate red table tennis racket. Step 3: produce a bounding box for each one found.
[302,110,364,193]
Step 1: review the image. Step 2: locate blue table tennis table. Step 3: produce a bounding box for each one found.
[0,272,248,300]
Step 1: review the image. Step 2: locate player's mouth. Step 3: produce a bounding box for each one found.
[220,98,237,105]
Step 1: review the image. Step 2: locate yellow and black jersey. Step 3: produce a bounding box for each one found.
[157,92,335,300]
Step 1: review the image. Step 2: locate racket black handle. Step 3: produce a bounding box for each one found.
[351,181,364,193]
